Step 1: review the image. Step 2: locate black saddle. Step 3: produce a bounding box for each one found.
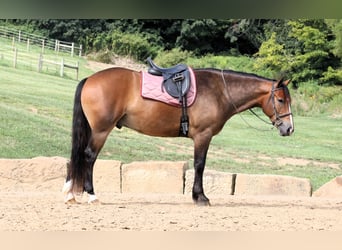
[146,57,190,99]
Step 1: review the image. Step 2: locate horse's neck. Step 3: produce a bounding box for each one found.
[226,78,270,114]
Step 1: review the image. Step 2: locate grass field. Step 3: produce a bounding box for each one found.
[0,61,341,191]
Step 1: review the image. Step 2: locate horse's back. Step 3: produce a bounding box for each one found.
[87,67,139,88]
[83,67,140,102]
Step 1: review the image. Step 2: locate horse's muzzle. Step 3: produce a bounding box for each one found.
[278,121,294,136]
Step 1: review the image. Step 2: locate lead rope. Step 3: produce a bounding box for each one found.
[221,70,274,132]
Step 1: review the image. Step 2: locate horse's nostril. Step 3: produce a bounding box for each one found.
[287,126,293,135]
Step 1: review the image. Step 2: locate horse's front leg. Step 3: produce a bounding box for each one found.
[192,132,212,206]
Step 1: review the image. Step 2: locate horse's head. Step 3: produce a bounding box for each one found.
[262,79,294,136]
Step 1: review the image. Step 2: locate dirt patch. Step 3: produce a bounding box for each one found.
[272,156,340,169]
[85,56,147,72]
[1,157,342,231]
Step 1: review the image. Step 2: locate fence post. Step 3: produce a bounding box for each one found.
[13,48,17,68]
[79,44,82,57]
[41,39,45,54]
[27,38,30,52]
[76,61,79,80]
[60,58,64,77]
[18,30,21,43]
[38,53,43,72]
[56,40,60,54]
[71,42,74,57]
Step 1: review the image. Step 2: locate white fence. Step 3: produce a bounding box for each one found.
[38,54,79,80]
[0,26,82,57]
[0,44,80,80]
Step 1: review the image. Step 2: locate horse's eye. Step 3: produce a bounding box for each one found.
[277,98,284,103]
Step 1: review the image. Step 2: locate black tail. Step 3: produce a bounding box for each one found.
[69,78,90,193]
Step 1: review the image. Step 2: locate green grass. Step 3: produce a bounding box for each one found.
[0,62,342,191]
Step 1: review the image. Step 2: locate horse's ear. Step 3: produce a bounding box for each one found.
[283,79,291,86]
[277,78,291,87]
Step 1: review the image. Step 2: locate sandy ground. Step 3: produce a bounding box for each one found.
[1,157,342,231]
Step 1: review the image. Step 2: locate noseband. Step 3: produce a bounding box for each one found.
[270,82,292,128]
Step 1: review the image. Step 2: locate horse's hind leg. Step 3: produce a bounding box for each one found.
[83,130,110,203]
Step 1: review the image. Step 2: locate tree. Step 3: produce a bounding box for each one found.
[254,32,287,73]
[175,19,231,55]
[254,19,339,86]
[322,19,342,84]
[328,19,342,58]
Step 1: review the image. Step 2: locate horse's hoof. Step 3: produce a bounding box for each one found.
[88,199,101,205]
[193,194,211,206]
[195,200,211,206]
[64,197,78,204]
[88,194,101,204]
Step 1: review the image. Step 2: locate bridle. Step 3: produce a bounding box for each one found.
[269,82,293,128]
[221,70,292,130]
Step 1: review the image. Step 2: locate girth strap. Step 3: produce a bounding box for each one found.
[179,93,189,137]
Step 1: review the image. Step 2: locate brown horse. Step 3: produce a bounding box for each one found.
[63,67,294,205]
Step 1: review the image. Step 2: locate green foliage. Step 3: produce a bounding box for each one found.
[155,50,273,78]
[154,48,194,67]
[321,66,342,85]
[4,19,342,87]
[110,31,158,61]
[175,19,231,55]
[187,54,233,69]
[297,82,341,104]
[288,20,329,52]
[89,50,115,64]
[89,30,158,62]
[254,32,287,72]
[291,81,342,116]
[92,33,111,52]
[186,54,266,74]
[254,20,338,86]
[325,19,342,58]
[288,20,331,84]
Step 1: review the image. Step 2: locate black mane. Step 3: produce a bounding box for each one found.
[196,68,276,82]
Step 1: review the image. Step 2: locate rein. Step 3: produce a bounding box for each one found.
[220,70,291,131]
[248,108,273,126]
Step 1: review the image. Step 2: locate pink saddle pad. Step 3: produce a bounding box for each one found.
[141,67,196,107]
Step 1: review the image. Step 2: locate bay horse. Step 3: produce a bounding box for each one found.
[63,67,294,205]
